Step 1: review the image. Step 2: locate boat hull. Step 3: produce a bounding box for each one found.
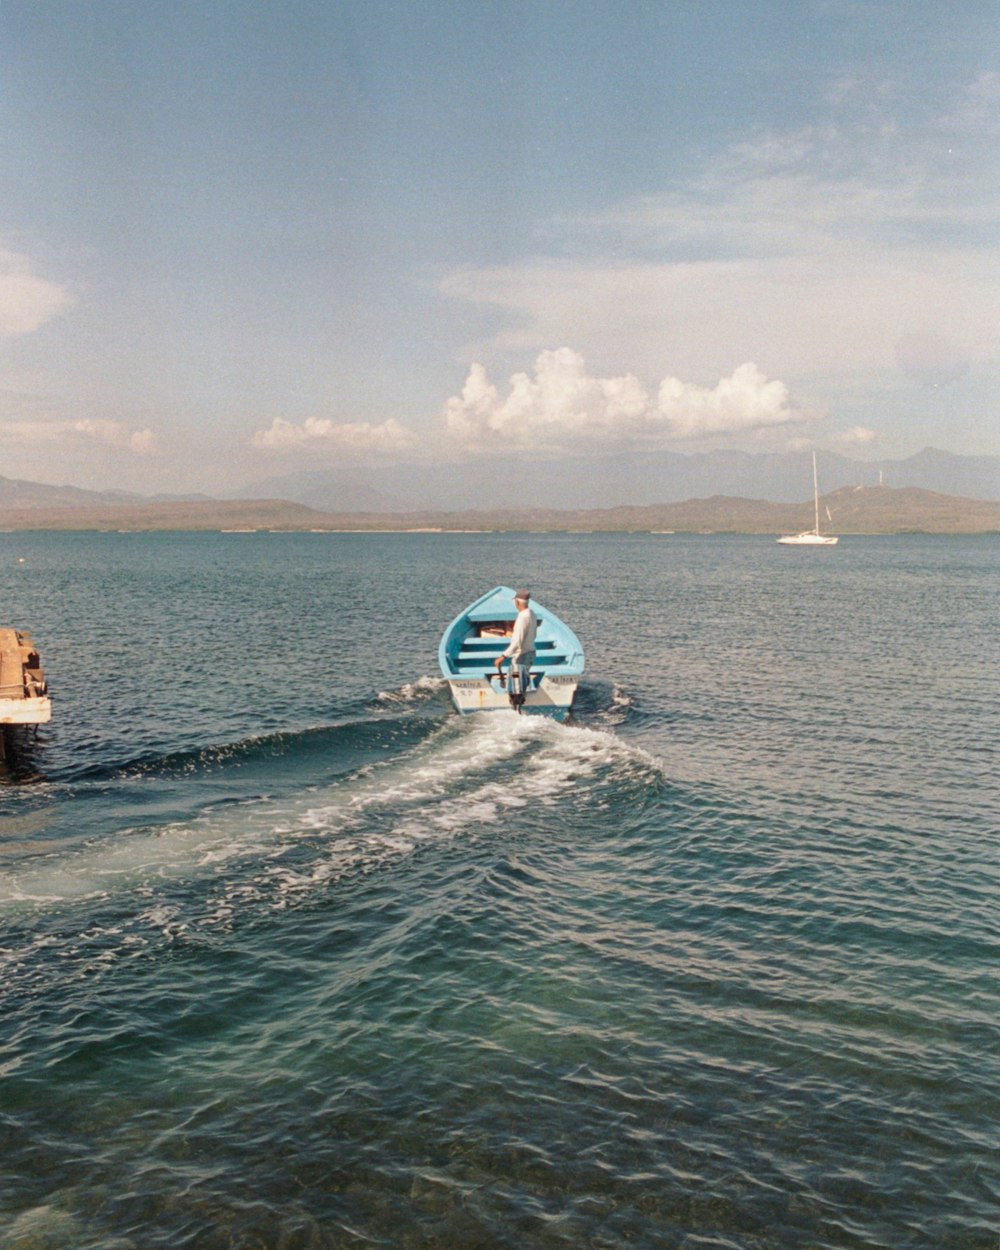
[777,533,839,545]
[439,586,584,718]
[446,674,579,719]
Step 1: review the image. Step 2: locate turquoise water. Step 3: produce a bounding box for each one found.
[0,532,996,1250]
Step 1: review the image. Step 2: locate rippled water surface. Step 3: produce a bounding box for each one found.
[1,532,996,1249]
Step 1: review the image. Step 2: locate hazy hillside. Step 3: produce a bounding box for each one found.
[1,485,997,533]
[7,449,998,520]
[0,475,141,510]
[0,475,211,510]
[0,498,335,531]
[231,469,395,512]
[238,447,1000,511]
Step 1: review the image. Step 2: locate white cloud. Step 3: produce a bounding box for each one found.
[656,363,797,438]
[443,349,807,452]
[126,427,158,454]
[251,416,415,454]
[439,74,1000,401]
[440,243,998,397]
[829,424,878,448]
[2,418,157,453]
[0,250,73,336]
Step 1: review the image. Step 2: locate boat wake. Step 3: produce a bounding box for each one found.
[373,674,451,707]
[372,673,636,727]
[3,675,630,796]
[0,711,663,943]
[570,679,637,727]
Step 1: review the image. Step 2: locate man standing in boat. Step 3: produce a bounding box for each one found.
[494,589,537,701]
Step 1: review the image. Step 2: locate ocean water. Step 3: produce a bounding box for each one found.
[0,531,996,1250]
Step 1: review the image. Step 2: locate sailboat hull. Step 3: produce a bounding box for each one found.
[777,533,839,545]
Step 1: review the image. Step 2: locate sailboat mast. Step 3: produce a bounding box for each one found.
[812,451,820,535]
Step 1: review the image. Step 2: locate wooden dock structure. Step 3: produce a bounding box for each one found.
[0,628,51,725]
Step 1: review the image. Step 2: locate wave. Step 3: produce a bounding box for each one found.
[570,679,637,728]
[373,674,450,707]
[1,676,633,796]
[9,703,447,796]
[0,711,663,927]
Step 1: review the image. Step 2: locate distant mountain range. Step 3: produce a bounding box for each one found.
[2,448,996,521]
[1,483,998,534]
[0,475,211,510]
[0,496,327,531]
[234,447,1000,511]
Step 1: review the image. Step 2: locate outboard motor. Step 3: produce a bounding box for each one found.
[494,665,535,713]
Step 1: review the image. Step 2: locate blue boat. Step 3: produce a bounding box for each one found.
[439,586,584,718]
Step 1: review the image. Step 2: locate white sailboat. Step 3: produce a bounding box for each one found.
[778,451,839,545]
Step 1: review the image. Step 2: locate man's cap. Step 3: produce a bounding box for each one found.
[514,589,531,601]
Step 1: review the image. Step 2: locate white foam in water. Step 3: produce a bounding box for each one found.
[0,713,660,921]
[375,675,447,704]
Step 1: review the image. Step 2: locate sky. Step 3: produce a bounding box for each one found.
[1,0,998,494]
